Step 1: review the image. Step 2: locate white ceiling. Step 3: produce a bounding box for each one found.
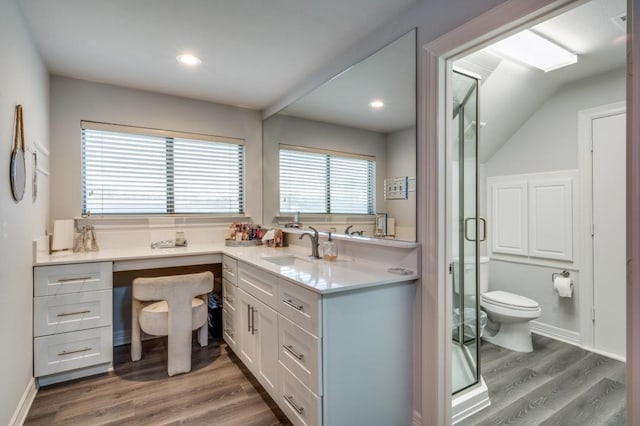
[18,0,627,141]
[18,0,416,111]
[281,30,416,134]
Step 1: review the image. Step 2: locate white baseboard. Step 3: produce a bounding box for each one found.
[412,410,422,426]
[580,346,626,363]
[10,377,37,426]
[530,321,580,346]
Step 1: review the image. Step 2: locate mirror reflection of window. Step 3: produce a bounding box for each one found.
[263,28,416,241]
[279,146,375,215]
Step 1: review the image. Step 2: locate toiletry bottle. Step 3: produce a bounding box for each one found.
[322,232,338,261]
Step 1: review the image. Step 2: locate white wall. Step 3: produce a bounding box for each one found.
[0,0,49,423]
[385,126,416,241]
[50,76,263,223]
[485,68,625,177]
[483,68,625,335]
[262,114,387,226]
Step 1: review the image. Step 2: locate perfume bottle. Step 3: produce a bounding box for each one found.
[322,232,338,261]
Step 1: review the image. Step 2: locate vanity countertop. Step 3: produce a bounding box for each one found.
[35,243,418,294]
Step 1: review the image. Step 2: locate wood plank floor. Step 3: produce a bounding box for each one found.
[459,334,627,426]
[25,338,291,426]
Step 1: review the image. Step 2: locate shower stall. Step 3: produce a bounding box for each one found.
[451,70,481,395]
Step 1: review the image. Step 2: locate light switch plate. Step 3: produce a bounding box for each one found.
[385,177,408,200]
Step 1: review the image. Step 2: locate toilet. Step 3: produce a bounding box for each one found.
[479,257,541,352]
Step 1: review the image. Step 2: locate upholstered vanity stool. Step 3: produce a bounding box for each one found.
[131,271,214,376]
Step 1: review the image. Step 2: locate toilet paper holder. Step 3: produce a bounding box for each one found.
[551,270,570,282]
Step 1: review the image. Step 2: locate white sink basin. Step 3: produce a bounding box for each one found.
[262,255,310,266]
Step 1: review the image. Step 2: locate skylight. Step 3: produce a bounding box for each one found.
[487,30,577,72]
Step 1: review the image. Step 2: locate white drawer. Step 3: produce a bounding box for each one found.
[278,362,320,426]
[34,326,113,377]
[238,262,277,309]
[278,279,321,337]
[34,290,112,337]
[278,315,321,395]
[222,278,237,311]
[222,255,238,285]
[34,262,112,297]
[222,306,238,352]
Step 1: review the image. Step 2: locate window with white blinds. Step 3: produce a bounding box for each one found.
[81,122,245,215]
[279,146,375,214]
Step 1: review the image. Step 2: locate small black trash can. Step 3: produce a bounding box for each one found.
[208,293,223,339]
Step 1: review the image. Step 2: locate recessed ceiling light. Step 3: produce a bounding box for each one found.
[486,29,577,72]
[369,100,385,109]
[176,54,202,66]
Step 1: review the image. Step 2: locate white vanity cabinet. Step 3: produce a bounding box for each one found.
[223,257,416,426]
[33,261,113,386]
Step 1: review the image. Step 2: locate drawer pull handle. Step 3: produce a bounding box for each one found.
[284,395,304,415]
[283,344,304,360]
[57,277,92,283]
[283,299,304,311]
[58,347,92,356]
[57,310,91,317]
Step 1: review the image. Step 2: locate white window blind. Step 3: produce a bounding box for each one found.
[279,147,375,214]
[81,122,244,215]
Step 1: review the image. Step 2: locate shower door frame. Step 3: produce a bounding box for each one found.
[451,69,481,395]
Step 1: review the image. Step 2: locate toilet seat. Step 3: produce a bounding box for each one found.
[481,290,539,311]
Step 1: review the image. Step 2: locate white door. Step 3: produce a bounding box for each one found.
[592,111,626,359]
[254,298,278,400]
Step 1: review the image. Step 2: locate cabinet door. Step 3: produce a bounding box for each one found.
[238,290,257,370]
[254,297,278,401]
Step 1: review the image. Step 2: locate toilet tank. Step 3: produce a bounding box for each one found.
[453,256,490,295]
[479,256,490,294]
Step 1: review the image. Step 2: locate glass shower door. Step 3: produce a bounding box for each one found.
[451,70,480,394]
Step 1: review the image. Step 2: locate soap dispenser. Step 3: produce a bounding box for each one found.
[322,232,338,261]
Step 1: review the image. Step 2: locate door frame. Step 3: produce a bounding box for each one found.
[419,0,640,423]
[578,101,626,360]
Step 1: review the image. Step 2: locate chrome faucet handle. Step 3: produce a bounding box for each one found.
[299,227,321,259]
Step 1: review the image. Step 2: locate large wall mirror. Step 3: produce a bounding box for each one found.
[262,29,416,242]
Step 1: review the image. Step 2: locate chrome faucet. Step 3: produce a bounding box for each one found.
[299,226,321,259]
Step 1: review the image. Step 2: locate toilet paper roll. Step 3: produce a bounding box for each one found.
[553,276,573,298]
